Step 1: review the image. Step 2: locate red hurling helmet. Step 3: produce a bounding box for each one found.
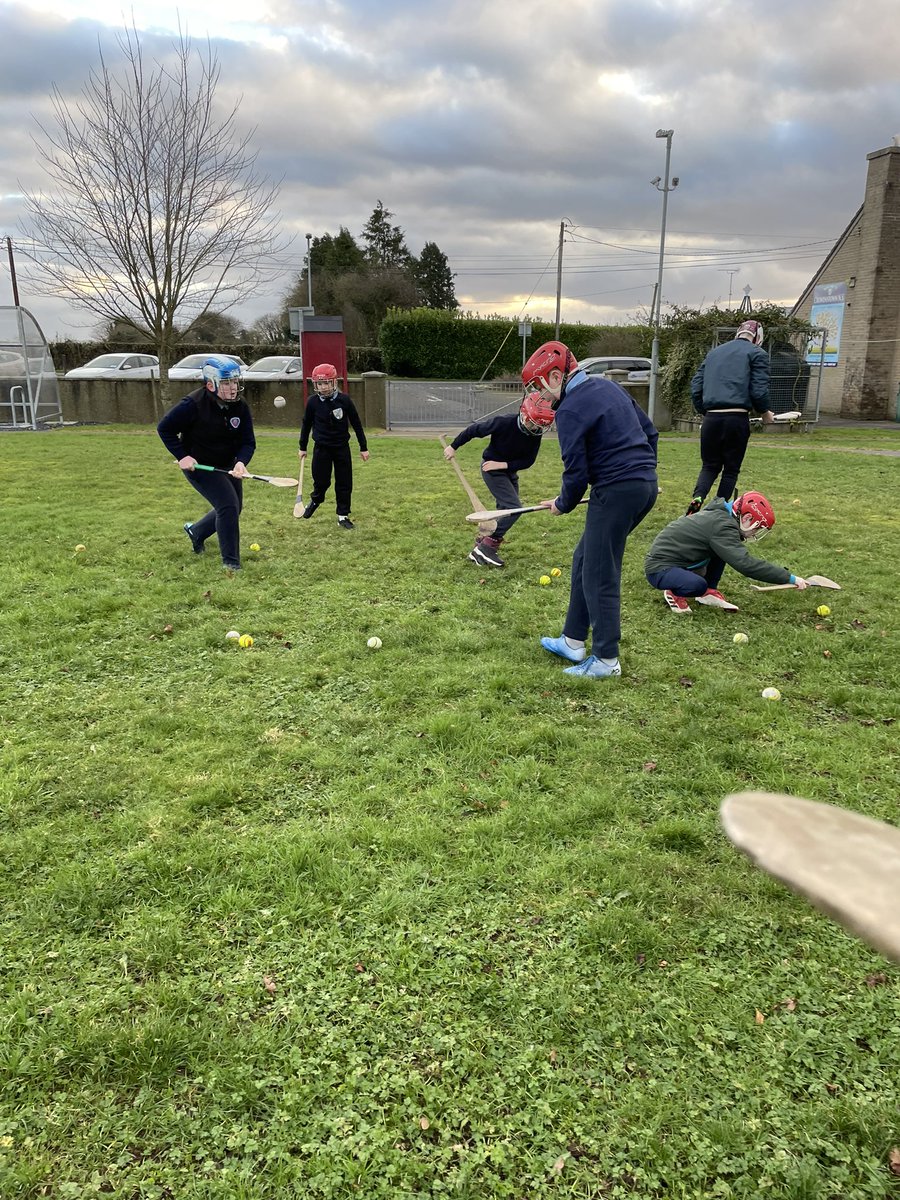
[733,491,775,540]
[518,390,556,435]
[521,341,577,393]
[311,362,338,396]
[736,320,764,346]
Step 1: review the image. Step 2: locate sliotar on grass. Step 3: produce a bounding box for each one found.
[0,425,898,1198]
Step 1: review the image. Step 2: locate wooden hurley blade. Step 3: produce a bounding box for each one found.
[721,791,900,963]
[807,574,841,589]
[252,474,298,487]
[751,574,841,593]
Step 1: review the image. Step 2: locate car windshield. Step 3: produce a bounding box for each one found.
[83,355,129,368]
[248,357,292,371]
[174,356,207,368]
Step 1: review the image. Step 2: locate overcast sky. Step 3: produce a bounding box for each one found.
[1,0,899,341]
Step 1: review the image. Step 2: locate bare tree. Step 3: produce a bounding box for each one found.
[21,25,289,400]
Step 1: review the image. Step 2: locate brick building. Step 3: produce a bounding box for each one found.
[792,141,900,420]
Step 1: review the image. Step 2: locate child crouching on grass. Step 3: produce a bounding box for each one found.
[645,492,809,613]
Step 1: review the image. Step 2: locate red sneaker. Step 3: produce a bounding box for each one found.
[663,589,692,614]
[695,589,739,611]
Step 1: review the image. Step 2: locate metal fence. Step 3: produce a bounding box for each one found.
[387,380,523,428]
[0,307,62,429]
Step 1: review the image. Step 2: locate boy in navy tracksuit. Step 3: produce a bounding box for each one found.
[157,356,255,572]
[298,363,369,530]
[523,341,658,680]
[443,392,555,568]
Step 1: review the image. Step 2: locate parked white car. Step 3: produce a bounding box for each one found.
[168,354,246,381]
[242,355,303,382]
[577,355,652,382]
[65,353,160,380]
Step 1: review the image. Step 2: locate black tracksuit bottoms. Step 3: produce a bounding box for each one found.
[310,442,353,515]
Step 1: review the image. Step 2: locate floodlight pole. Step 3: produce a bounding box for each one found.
[306,234,313,308]
[648,130,678,425]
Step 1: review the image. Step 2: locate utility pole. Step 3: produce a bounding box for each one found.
[6,237,21,306]
[306,233,313,308]
[720,268,738,308]
[554,220,565,338]
[648,130,678,426]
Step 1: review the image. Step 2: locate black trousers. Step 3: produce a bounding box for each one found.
[481,469,522,539]
[310,443,353,515]
[693,410,752,501]
[184,470,243,567]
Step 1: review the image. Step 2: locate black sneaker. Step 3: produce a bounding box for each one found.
[302,501,319,519]
[183,522,204,553]
[685,496,704,516]
[337,516,355,530]
[472,541,505,568]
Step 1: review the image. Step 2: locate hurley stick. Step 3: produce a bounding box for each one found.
[466,498,588,524]
[751,574,841,592]
[293,455,307,518]
[191,464,298,487]
[721,790,900,963]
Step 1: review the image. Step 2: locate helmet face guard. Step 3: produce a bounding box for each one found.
[733,491,775,540]
[736,320,764,346]
[202,355,242,396]
[311,363,338,397]
[518,390,556,435]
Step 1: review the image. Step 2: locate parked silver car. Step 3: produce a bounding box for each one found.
[242,356,303,382]
[577,355,652,382]
[168,354,246,381]
[65,353,160,380]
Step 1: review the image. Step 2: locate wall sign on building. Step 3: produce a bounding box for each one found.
[806,282,846,366]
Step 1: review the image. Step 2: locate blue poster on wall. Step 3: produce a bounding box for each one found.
[806,282,846,366]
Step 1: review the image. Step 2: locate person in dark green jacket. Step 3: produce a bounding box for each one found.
[645,492,809,613]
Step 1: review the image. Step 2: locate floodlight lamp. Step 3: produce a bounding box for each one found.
[655,128,674,139]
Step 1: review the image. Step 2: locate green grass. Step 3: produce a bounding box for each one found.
[0,426,898,1199]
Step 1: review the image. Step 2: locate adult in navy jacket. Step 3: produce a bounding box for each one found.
[523,341,658,680]
[157,356,255,572]
[686,319,773,514]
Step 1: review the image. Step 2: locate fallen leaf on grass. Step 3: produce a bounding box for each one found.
[773,997,797,1012]
[419,1117,430,1130]
[865,972,888,988]
[678,676,693,688]
[262,975,277,994]
[755,1009,766,1025]
[552,1156,567,1174]
[642,761,657,772]
[851,619,867,630]
[162,624,174,635]
[889,1148,900,1176]
[823,650,832,658]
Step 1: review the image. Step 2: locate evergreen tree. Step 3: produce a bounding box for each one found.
[361,201,412,269]
[415,242,458,309]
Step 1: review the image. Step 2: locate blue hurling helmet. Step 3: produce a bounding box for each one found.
[202,356,242,394]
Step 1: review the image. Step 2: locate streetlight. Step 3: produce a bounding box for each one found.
[648,129,678,425]
[305,233,313,308]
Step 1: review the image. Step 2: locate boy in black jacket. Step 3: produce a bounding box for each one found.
[298,363,369,529]
[157,356,255,572]
[444,392,556,567]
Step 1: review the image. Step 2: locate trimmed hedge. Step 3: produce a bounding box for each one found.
[378,309,650,379]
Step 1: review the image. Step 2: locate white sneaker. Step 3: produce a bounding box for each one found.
[695,589,739,611]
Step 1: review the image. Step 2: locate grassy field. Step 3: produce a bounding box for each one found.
[1,424,898,1200]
